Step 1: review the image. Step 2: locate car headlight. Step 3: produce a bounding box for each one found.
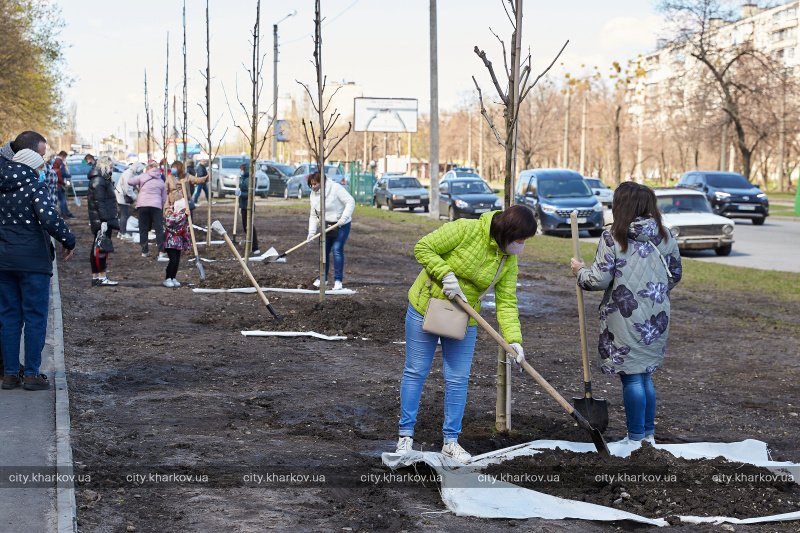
[540,203,556,214]
[722,224,734,235]
[757,193,767,199]
[392,194,403,200]
[714,191,731,200]
[454,199,469,209]
[494,199,502,208]
[593,202,603,212]
[669,226,680,238]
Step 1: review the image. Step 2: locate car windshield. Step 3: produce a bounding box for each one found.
[450,180,492,195]
[705,173,752,188]
[389,178,422,188]
[539,178,592,198]
[455,171,479,178]
[221,157,249,169]
[307,165,342,175]
[274,164,294,175]
[585,178,607,189]
[658,195,712,214]
[67,162,92,175]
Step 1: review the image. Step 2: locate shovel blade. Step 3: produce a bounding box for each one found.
[572,397,610,434]
[571,409,611,459]
[263,247,280,262]
[196,260,206,280]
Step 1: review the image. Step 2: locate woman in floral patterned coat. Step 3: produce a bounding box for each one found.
[570,182,682,444]
[161,201,191,289]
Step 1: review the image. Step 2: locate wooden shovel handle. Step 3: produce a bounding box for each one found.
[453,298,576,415]
[570,211,593,387]
[281,224,339,258]
[220,230,272,309]
[180,180,201,259]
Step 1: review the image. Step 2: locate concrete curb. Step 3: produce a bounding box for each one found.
[51,259,77,533]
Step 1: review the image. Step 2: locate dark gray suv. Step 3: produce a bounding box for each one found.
[677,171,769,225]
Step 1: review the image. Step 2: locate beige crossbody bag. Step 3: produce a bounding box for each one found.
[421,257,507,340]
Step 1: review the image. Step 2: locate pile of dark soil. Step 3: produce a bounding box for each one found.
[483,442,800,520]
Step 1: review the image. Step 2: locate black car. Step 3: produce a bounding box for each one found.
[438,178,502,220]
[257,160,296,197]
[677,171,769,225]
[373,176,429,212]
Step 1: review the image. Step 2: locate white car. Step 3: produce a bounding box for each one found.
[655,188,735,256]
[584,177,614,207]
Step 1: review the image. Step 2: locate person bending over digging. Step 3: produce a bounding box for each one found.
[395,205,537,463]
[570,182,682,445]
[306,170,355,290]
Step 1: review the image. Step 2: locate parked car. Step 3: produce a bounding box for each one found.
[676,170,769,225]
[441,167,481,181]
[210,155,268,198]
[256,160,296,197]
[285,163,345,199]
[373,176,429,212]
[584,177,613,207]
[655,188,735,256]
[64,156,92,195]
[438,178,502,220]
[515,169,604,236]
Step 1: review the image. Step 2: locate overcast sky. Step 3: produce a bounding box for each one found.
[59,0,664,146]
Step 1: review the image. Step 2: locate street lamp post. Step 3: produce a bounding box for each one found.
[272,10,296,162]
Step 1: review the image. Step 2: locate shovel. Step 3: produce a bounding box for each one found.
[453,297,610,458]
[263,223,340,262]
[181,180,206,280]
[570,211,609,433]
[70,180,81,207]
[211,220,281,321]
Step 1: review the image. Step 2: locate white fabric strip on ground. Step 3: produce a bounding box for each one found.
[241,331,347,341]
[193,287,355,295]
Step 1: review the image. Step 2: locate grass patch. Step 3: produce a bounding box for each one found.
[771,205,797,217]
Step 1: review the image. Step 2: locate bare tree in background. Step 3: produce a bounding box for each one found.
[195,0,227,244]
[658,0,782,179]
[162,34,170,174]
[144,69,152,161]
[223,0,274,258]
[182,0,188,167]
[472,0,567,431]
[297,0,352,303]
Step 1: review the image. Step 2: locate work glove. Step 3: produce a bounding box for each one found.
[507,342,524,366]
[100,222,108,233]
[442,272,466,302]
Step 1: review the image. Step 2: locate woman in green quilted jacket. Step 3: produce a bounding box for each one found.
[395,205,537,463]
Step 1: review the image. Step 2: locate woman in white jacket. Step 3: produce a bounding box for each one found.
[307,171,355,290]
[114,162,145,241]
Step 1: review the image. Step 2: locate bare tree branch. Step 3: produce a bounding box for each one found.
[473,46,508,105]
[472,76,506,148]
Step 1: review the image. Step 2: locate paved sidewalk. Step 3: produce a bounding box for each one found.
[0,263,75,533]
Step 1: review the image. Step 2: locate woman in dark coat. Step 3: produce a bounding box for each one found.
[87,157,120,286]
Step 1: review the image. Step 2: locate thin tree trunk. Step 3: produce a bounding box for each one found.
[613,105,621,185]
[182,1,188,168]
[315,0,326,301]
[245,0,261,259]
[429,0,440,219]
[205,0,213,245]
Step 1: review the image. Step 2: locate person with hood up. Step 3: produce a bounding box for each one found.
[161,199,191,288]
[114,161,145,241]
[0,146,75,391]
[87,156,120,286]
[571,181,682,445]
[128,161,167,259]
[394,205,536,463]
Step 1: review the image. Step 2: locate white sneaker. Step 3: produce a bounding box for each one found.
[162,279,175,288]
[312,278,328,288]
[157,253,169,262]
[644,435,656,445]
[252,249,261,256]
[333,280,343,290]
[396,437,414,455]
[171,278,181,288]
[441,441,472,463]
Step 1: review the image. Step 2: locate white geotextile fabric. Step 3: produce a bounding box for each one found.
[195,240,225,246]
[382,439,800,526]
[193,287,355,295]
[241,330,347,340]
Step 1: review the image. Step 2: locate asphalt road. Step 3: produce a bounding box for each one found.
[578,213,800,273]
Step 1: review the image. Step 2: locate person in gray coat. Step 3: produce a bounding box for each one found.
[570,182,682,444]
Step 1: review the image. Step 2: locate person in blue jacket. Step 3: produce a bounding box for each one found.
[0,133,75,391]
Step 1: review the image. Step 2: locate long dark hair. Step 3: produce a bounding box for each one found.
[611,182,669,252]
[490,204,538,251]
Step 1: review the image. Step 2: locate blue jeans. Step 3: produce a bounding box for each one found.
[619,373,656,440]
[324,222,351,282]
[57,188,71,215]
[192,183,209,202]
[399,304,478,443]
[0,271,51,377]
